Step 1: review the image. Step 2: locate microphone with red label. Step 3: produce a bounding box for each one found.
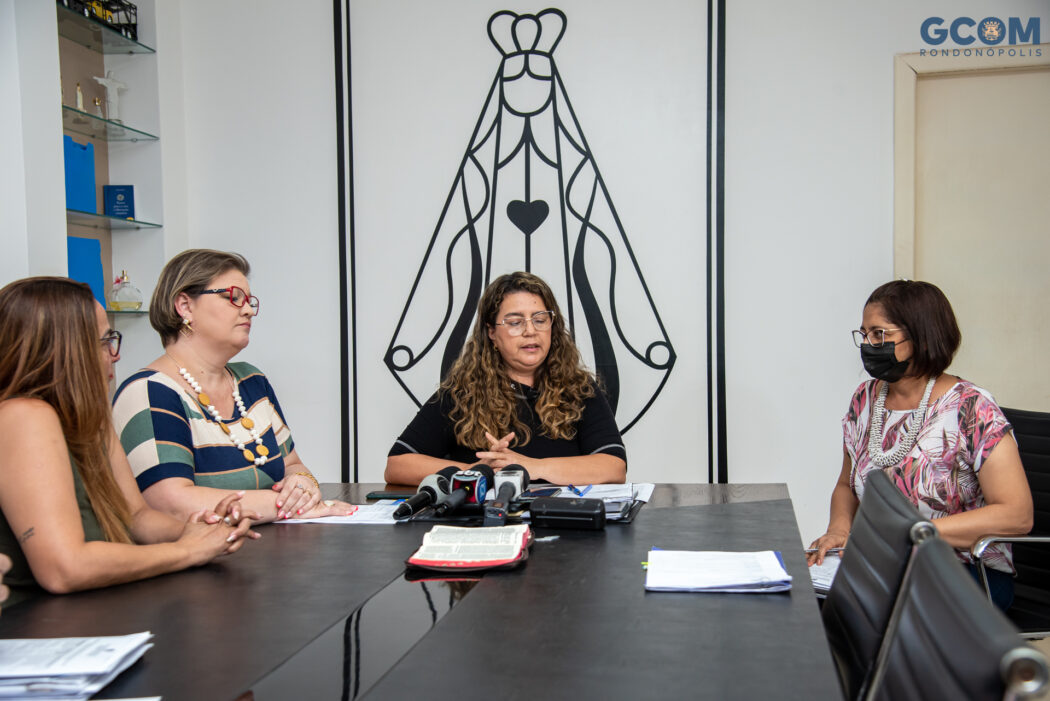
[393,466,458,520]
[435,464,496,516]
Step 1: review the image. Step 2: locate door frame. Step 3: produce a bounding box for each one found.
[893,45,1050,277]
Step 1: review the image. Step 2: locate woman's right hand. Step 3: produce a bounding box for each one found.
[177,509,254,566]
[807,531,848,566]
[302,499,358,519]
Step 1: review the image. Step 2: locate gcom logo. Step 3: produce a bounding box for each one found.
[920,16,1040,45]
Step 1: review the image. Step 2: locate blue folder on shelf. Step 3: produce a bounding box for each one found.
[63,135,96,213]
[67,236,106,306]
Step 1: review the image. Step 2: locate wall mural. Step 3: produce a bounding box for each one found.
[383,8,676,432]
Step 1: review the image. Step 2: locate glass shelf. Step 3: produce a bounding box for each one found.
[62,106,158,143]
[67,209,162,230]
[106,308,148,315]
[56,3,155,54]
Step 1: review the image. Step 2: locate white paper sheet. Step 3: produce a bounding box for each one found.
[644,550,792,593]
[279,500,400,524]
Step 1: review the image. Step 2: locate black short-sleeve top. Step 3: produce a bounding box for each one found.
[388,382,627,468]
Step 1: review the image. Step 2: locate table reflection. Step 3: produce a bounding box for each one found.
[247,574,478,700]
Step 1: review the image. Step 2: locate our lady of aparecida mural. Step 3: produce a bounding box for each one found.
[385,8,675,432]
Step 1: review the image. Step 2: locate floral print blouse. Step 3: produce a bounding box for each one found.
[843,379,1014,573]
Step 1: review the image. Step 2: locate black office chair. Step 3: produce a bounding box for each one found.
[821,469,936,700]
[869,537,1049,701]
[972,407,1050,638]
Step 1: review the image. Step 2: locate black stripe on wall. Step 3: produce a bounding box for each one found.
[715,0,728,484]
[706,0,728,484]
[333,0,358,482]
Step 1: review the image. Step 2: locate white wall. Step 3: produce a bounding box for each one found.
[0,0,31,283]
[724,0,1050,544]
[0,0,66,283]
[173,0,342,481]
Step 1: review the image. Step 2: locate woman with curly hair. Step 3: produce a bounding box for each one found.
[385,272,627,486]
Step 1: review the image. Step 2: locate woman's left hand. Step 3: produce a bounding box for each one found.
[272,474,321,519]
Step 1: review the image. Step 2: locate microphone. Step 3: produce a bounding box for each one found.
[483,464,530,526]
[436,464,496,516]
[393,466,457,520]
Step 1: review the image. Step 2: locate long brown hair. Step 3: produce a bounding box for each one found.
[442,272,595,449]
[0,277,131,543]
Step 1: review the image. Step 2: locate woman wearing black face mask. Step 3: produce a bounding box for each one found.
[807,280,1032,611]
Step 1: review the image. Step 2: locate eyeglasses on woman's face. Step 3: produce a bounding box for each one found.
[494,311,555,336]
[852,328,904,348]
[199,286,260,313]
[100,330,122,357]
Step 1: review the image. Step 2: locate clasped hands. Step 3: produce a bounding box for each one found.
[186,491,261,555]
[475,431,530,472]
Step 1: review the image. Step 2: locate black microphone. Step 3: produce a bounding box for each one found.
[483,464,530,526]
[436,464,496,516]
[393,466,457,520]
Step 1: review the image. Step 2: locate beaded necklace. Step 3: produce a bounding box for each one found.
[867,377,936,467]
[167,354,269,466]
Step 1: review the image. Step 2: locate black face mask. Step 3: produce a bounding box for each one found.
[861,342,909,382]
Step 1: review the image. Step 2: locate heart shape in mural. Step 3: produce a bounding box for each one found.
[507,200,549,235]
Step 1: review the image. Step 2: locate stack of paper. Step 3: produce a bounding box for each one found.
[0,632,153,699]
[808,554,841,594]
[644,550,792,593]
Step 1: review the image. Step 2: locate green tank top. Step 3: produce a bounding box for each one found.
[0,457,108,608]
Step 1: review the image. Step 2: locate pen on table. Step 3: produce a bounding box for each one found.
[804,547,844,554]
[567,484,593,496]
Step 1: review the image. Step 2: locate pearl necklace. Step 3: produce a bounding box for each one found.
[169,357,269,466]
[868,377,936,467]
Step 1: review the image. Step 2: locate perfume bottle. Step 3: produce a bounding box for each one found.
[109,270,143,311]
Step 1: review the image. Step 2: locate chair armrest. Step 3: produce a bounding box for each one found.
[971,535,1050,605]
[972,535,1050,561]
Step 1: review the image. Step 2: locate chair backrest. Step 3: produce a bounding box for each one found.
[870,537,1049,701]
[1001,407,1050,630]
[822,469,933,700]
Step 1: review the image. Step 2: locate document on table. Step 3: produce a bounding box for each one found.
[280,500,400,524]
[809,553,841,594]
[0,631,153,699]
[644,550,792,593]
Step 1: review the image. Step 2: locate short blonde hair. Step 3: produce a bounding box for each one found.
[150,249,251,346]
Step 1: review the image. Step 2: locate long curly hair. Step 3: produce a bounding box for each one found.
[0,277,132,543]
[442,272,595,449]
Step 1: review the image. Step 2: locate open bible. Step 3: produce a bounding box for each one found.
[407,524,533,572]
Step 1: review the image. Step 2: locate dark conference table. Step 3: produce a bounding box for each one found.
[0,484,842,700]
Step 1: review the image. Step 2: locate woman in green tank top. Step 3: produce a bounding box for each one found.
[0,277,260,607]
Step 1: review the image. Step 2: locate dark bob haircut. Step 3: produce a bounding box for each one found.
[865,280,961,379]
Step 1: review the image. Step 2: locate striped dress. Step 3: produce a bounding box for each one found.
[112,363,294,492]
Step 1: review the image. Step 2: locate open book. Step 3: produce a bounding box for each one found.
[407,524,532,572]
